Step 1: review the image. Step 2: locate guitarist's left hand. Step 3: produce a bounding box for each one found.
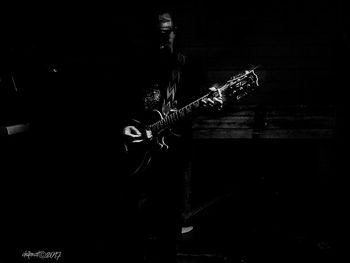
[201,85,223,111]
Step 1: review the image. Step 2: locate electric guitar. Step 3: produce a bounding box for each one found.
[122,68,260,176]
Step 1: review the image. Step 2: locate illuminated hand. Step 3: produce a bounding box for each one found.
[123,126,143,143]
[123,126,151,143]
[201,86,223,110]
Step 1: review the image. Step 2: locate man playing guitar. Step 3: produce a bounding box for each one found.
[120,10,223,263]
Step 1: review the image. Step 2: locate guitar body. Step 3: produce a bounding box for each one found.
[123,110,171,176]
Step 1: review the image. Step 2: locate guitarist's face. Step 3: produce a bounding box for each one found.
[158,13,176,54]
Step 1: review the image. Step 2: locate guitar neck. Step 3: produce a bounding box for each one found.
[146,68,259,133]
[147,93,210,133]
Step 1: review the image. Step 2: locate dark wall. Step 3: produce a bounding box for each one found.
[2,1,347,128]
[0,1,346,262]
[3,1,347,105]
[162,0,345,106]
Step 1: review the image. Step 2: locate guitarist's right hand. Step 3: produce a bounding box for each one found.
[123,126,143,143]
[123,126,153,143]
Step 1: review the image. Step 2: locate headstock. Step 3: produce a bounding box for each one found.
[221,67,260,101]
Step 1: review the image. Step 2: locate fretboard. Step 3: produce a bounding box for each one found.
[146,93,210,133]
[145,68,259,133]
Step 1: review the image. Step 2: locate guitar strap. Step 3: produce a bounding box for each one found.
[143,52,185,117]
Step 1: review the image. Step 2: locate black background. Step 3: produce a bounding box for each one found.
[0,1,347,262]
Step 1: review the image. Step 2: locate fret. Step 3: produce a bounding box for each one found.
[160,119,165,129]
[168,115,174,125]
[168,114,173,124]
[185,107,189,115]
[175,112,179,121]
[175,111,180,121]
[193,100,200,109]
[169,113,175,124]
[179,109,185,118]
